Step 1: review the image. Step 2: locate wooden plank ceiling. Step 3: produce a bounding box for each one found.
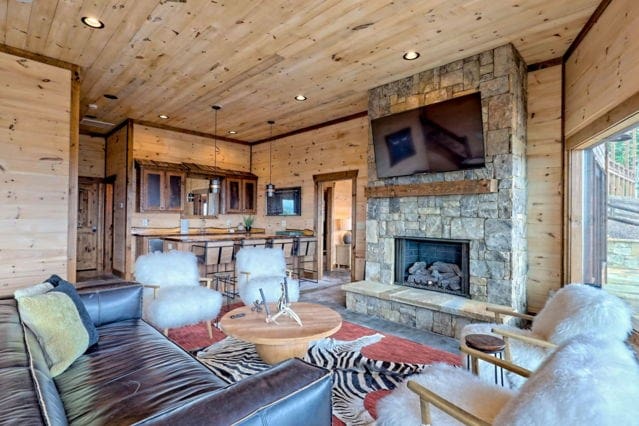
[0,0,599,142]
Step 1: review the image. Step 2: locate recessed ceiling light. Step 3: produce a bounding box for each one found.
[228,130,237,134]
[294,94,307,101]
[103,94,118,100]
[158,114,169,119]
[81,16,105,29]
[403,51,420,60]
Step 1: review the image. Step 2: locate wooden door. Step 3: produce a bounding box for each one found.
[77,179,104,271]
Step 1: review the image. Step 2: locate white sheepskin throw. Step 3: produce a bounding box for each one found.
[235,247,299,305]
[134,250,199,287]
[238,276,300,306]
[494,335,639,425]
[531,283,632,344]
[144,286,222,330]
[235,247,286,281]
[377,363,514,426]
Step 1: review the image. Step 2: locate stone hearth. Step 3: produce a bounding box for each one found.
[349,44,528,337]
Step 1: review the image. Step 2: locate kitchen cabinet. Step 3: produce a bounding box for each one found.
[139,167,185,212]
[224,177,257,214]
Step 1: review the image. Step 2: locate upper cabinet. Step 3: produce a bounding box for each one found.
[139,166,185,212]
[224,177,257,214]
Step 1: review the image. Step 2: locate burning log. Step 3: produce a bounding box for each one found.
[406,261,462,291]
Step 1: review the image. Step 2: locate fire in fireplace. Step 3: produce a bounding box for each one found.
[395,237,470,298]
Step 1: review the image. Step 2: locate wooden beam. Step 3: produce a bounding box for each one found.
[67,63,81,282]
[253,111,368,145]
[563,0,614,61]
[0,43,79,73]
[365,179,498,198]
[131,119,250,145]
[313,170,359,183]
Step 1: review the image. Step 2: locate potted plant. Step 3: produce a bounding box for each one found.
[242,215,255,233]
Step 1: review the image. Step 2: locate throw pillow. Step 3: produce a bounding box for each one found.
[13,282,54,299]
[46,275,99,346]
[17,292,89,377]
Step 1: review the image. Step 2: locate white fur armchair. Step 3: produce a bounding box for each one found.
[235,247,300,306]
[461,283,633,388]
[134,250,223,337]
[377,335,639,425]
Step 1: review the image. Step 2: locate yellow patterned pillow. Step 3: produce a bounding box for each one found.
[18,292,89,377]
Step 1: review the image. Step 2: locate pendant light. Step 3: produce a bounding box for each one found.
[211,105,221,194]
[266,120,275,197]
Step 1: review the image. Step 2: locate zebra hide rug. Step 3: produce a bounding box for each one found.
[196,333,425,425]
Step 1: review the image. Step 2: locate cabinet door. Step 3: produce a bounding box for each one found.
[166,172,185,211]
[243,179,256,213]
[142,169,164,211]
[226,178,242,213]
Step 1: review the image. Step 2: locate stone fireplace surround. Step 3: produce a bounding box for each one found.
[343,44,527,338]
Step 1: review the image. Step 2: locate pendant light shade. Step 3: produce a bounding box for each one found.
[211,105,221,194]
[266,120,275,197]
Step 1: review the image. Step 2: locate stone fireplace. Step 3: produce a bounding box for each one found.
[395,237,470,298]
[344,44,527,338]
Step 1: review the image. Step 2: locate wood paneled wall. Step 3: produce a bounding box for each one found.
[526,65,563,312]
[565,0,639,142]
[105,125,129,275]
[79,134,105,178]
[251,116,369,280]
[0,51,72,296]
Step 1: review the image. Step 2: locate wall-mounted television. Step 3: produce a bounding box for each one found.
[371,92,485,179]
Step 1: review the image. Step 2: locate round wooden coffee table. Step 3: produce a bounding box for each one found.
[219,302,342,364]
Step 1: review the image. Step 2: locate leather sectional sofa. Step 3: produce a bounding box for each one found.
[0,285,332,425]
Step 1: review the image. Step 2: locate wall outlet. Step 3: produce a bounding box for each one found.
[226,219,232,228]
[142,218,149,226]
[281,220,286,228]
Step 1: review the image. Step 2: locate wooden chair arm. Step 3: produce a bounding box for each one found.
[407,380,492,426]
[486,305,535,323]
[142,284,161,299]
[460,343,532,378]
[199,277,214,289]
[492,327,557,350]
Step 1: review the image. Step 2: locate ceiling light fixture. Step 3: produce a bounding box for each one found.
[266,120,275,197]
[211,105,222,195]
[81,16,105,29]
[158,114,169,119]
[294,94,307,101]
[228,130,237,134]
[402,51,420,60]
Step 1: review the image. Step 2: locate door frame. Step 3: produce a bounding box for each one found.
[313,170,358,281]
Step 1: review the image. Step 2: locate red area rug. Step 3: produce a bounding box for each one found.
[169,316,460,425]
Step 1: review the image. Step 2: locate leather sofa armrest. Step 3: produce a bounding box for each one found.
[79,285,143,326]
[137,358,332,426]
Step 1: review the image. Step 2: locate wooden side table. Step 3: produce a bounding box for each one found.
[463,334,506,385]
[335,243,351,268]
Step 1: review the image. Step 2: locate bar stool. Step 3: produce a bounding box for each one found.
[196,241,237,309]
[296,236,318,282]
[463,333,506,386]
[272,238,296,270]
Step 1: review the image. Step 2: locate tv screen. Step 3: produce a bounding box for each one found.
[371,92,485,178]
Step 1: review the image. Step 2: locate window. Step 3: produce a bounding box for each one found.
[266,187,301,216]
[569,125,639,326]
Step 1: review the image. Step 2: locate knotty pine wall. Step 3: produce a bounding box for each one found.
[79,134,105,178]
[0,51,72,296]
[565,0,639,142]
[526,65,563,312]
[251,116,369,280]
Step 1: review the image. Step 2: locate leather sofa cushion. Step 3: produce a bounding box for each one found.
[55,319,227,425]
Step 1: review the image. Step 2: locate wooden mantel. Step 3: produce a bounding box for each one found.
[365,179,498,198]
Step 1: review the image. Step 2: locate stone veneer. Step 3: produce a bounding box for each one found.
[365,44,528,311]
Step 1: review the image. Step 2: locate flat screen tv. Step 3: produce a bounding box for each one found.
[371,92,485,178]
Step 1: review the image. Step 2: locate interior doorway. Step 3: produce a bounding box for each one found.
[76,177,113,280]
[314,171,357,282]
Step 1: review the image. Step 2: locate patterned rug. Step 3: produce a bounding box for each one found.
[197,334,425,425]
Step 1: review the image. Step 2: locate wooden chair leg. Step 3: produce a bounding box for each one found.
[164,328,169,337]
[206,321,213,339]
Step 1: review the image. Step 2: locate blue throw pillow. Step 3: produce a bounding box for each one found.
[47,275,99,347]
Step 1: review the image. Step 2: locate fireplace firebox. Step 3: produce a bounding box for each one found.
[395,237,470,298]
